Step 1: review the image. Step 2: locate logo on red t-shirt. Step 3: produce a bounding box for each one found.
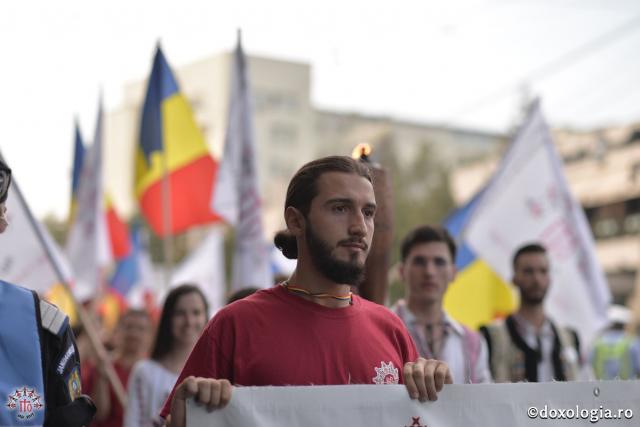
[372,361,399,384]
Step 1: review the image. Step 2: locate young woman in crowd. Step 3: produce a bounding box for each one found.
[123,285,209,427]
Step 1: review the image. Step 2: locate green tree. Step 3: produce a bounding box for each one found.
[42,214,69,247]
[376,140,456,304]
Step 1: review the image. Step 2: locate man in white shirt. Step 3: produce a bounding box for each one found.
[393,225,492,384]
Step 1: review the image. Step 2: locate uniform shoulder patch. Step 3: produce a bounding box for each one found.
[65,366,82,400]
[39,299,69,337]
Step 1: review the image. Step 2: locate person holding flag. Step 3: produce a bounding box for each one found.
[160,156,452,427]
[0,159,96,427]
[86,308,152,427]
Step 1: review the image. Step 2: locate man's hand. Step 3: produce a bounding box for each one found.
[404,358,452,402]
[166,377,232,427]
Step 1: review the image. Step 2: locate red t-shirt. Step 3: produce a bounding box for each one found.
[84,360,131,427]
[160,285,418,418]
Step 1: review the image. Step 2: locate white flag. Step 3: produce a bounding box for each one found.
[126,239,156,309]
[169,226,226,314]
[211,35,273,290]
[0,178,73,294]
[66,100,112,301]
[464,100,610,344]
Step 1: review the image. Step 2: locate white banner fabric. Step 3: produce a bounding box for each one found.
[169,226,226,314]
[464,101,610,345]
[65,101,112,301]
[0,180,73,294]
[211,37,273,290]
[187,382,639,427]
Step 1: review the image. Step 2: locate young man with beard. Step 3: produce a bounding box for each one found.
[392,225,492,384]
[161,156,452,427]
[480,243,583,382]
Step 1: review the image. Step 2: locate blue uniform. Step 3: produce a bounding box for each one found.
[0,280,92,427]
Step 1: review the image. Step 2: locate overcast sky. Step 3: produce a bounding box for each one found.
[1,0,639,219]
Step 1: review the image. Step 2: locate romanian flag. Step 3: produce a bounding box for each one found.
[109,230,140,298]
[109,225,158,317]
[443,192,518,330]
[69,122,86,223]
[105,194,131,260]
[135,46,220,236]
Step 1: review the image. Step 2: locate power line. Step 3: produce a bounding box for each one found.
[551,30,640,113]
[444,12,640,122]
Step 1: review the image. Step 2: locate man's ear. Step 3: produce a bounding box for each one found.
[284,207,305,237]
[398,261,406,282]
[511,275,518,289]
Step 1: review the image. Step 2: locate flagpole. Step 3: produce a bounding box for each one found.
[161,146,173,291]
[3,164,127,408]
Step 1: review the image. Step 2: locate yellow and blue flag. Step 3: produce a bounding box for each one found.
[443,191,518,330]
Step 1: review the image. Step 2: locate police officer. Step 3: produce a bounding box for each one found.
[0,159,95,426]
[591,305,640,380]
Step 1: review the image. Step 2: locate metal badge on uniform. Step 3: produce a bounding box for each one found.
[66,366,82,400]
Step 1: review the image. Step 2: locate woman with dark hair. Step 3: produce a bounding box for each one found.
[124,285,208,427]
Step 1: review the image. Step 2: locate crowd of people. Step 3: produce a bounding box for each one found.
[1,155,639,427]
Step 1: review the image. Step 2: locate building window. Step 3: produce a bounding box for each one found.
[594,218,620,238]
[624,213,640,234]
[625,129,640,145]
[254,91,299,113]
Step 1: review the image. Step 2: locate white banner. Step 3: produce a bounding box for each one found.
[66,99,112,301]
[211,34,273,290]
[0,180,73,294]
[169,226,226,314]
[464,100,610,345]
[187,382,638,427]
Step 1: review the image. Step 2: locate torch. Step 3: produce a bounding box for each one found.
[351,143,394,305]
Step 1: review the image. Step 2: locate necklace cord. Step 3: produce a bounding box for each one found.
[282,281,353,305]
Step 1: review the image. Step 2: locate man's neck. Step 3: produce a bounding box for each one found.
[117,351,144,368]
[407,299,444,325]
[516,304,546,331]
[287,266,352,308]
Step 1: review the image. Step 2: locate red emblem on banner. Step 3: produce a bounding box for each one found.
[405,416,427,427]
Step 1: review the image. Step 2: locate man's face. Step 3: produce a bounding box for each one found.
[400,242,455,305]
[303,172,376,285]
[513,252,550,306]
[118,313,152,354]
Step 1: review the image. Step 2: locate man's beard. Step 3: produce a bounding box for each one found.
[305,223,366,286]
[520,287,547,306]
